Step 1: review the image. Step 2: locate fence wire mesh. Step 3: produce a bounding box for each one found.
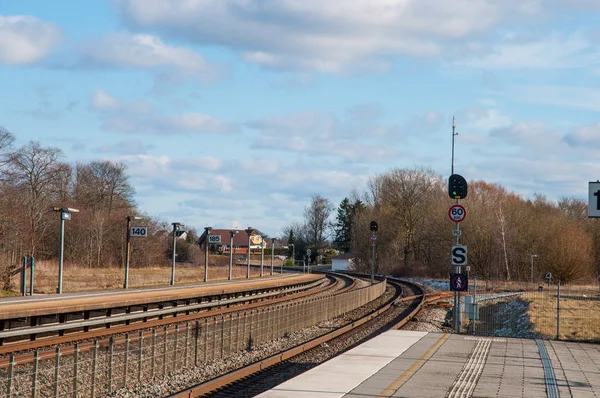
[1,279,386,398]
[460,280,600,342]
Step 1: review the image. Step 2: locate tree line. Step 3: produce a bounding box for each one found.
[3,122,595,286]
[288,166,597,283]
[0,127,200,288]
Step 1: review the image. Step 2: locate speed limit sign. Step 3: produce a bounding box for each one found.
[448,204,466,222]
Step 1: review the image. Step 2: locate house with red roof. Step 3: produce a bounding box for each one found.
[198,228,265,254]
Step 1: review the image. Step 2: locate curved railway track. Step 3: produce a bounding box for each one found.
[0,274,343,353]
[0,273,356,363]
[170,274,451,398]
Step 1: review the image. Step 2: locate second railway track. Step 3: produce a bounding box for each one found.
[169,274,451,398]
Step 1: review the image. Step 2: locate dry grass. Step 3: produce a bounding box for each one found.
[524,287,600,342]
[8,256,286,294]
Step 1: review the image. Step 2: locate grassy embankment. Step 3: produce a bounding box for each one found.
[4,255,286,295]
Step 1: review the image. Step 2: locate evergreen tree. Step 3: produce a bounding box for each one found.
[287,229,295,258]
[334,198,353,252]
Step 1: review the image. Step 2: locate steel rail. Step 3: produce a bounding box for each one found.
[0,274,355,360]
[0,279,327,340]
[169,276,404,398]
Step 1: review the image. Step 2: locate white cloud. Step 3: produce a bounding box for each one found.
[0,15,61,65]
[90,89,118,110]
[103,112,237,135]
[513,85,600,111]
[89,90,236,135]
[458,32,600,70]
[564,122,600,147]
[77,33,218,82]
[247,109,404,161]
[114,0,539,73]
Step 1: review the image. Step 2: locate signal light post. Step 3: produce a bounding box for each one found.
[449,117,469,333]
[370,221,378,284]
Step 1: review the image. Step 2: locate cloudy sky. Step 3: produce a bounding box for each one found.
[2,0,600,237]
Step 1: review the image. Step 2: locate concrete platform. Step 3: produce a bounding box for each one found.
[258,330,600,397]
[0,273,318,319]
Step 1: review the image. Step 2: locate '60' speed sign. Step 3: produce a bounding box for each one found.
[448,204,466,223]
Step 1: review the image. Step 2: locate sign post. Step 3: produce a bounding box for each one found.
[370,221,378,283]
[305,249,311,274]
[448,202,466,333]
[588,181,600,218]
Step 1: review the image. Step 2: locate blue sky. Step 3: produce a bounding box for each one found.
[2,0,600,237]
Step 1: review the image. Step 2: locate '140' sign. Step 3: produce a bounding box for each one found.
[130,227,148,237]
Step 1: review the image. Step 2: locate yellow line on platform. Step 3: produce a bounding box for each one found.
[377,333,450,398]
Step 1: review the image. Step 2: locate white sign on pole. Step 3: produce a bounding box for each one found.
[208,235,221,244]
[451,245,467,266]
[589,182,600,218]
[371,232,377,242]
[448,204,466,222]
[130,226,148,237]
[452,229,461,236]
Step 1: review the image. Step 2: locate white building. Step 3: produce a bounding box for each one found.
[331,253,354,271]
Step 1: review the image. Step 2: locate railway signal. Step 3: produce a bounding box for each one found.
[370,220,378,232]
[448,174,468,199]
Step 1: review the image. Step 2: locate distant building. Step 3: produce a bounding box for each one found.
[198,228,264,255]
[331,253,354,271]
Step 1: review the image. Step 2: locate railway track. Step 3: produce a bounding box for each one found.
[0,274,338,352]
[0,272,451,398]
[169,274,452,398]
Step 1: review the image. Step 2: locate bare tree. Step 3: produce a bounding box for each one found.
[303,195,333,263]
[7,141,66,255]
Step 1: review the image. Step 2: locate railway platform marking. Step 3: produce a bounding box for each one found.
[376,333,449,397]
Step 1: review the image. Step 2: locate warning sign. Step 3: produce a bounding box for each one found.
[450,273,468,292]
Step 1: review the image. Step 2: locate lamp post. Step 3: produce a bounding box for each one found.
[271,238,275,276]
[51,207,79,294]
[245,227,253,279]
[229,230,236,280]
[531,254,537,288]
[204,226,212,283]
[171,222,183,286]
[124,215,142,289]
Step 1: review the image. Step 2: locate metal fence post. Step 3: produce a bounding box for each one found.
[194,320,200,366]
[220,315,225,358]
[54,346,61,398]
[163,326,168,376]
[73,344,78,398]
[204,318,208,362]
[32,349,39,398]
[138,330,144,384]
[21,256,27,296]
[29,256,35,295]
[184,322,190,368]
[173,324,179,369]
[151,329,157,380]
[124,333,130,388]
[556,280,561,340]
[7,354,14,398]
[108,336,114,392]
[90,341,98,398]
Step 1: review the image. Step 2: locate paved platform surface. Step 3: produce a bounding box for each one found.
[258,330,600,397]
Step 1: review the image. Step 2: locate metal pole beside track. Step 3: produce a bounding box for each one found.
[57,213,65,294]
[124,216,132,289]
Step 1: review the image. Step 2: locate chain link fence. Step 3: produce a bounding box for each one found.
[460,280,600,342]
